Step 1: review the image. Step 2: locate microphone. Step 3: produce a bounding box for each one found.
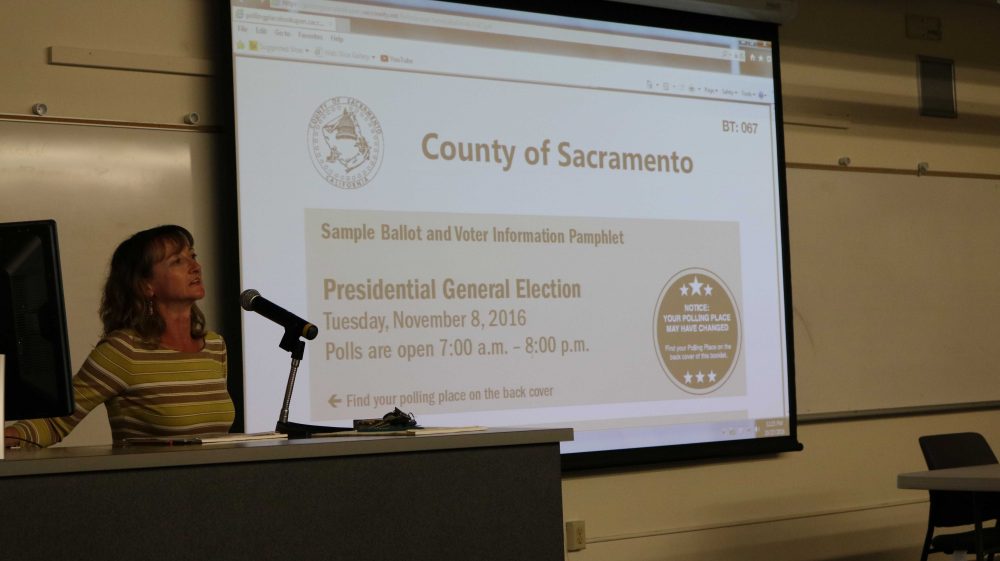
[240,289,318,340]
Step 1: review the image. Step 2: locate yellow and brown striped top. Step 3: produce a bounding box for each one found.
[10,329,235,447]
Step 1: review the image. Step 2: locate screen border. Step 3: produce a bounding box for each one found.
[223,0,802,470]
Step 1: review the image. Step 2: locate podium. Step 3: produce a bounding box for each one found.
[0,427,572,561]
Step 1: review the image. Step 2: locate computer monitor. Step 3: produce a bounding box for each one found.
[0,219,74,421]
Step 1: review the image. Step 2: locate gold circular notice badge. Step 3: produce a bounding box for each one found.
[654,268,741,394]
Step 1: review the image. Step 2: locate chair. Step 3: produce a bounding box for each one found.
[919,432,1000,561]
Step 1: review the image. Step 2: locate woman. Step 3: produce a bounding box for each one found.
[3,225,235,448]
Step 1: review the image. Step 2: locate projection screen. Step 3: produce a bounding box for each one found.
[229,0,800,469]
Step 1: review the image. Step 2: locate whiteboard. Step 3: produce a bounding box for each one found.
[787,166,1000,416]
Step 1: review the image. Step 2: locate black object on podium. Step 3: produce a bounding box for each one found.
[240,289,351,438]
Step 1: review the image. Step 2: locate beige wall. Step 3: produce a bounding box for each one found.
[0,0,224,127]
[780,0,1000,174]
[3,1,1000,559]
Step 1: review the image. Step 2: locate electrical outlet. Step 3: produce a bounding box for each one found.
[565,520,586,552]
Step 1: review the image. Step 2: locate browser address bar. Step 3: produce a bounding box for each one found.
[271,0,745,62]
[237,9,338,30]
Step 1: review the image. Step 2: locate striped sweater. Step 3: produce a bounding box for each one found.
[11,329,235,447]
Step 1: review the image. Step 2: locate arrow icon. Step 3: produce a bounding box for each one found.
[328,394,343,408]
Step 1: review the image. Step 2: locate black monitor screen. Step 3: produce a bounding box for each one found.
[1,219,74,421]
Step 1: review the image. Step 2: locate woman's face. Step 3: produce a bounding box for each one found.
[144,240,205,306]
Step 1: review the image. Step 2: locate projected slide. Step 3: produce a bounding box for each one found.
[231,0,794,462]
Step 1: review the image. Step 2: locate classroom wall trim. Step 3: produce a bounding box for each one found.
[787,161,1000,181]
[0,113,221,133]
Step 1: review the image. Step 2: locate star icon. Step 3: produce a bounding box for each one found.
[680,285,689,296]
[689,277,704,295]
[704,284,713,296]
[708,371,717,382]
[684,372,693,384]
[696,371,705,383]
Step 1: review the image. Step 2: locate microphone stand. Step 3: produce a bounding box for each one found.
[273,327,351,439]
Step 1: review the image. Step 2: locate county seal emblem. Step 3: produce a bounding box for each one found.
[307,97,383,189]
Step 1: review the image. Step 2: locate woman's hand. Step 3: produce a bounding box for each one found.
[4,426,21,448]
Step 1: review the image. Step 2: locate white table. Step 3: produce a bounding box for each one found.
[899,464,1000,493]
[899,464,1000,561]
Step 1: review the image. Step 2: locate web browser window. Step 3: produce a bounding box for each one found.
[230,0,795,467]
